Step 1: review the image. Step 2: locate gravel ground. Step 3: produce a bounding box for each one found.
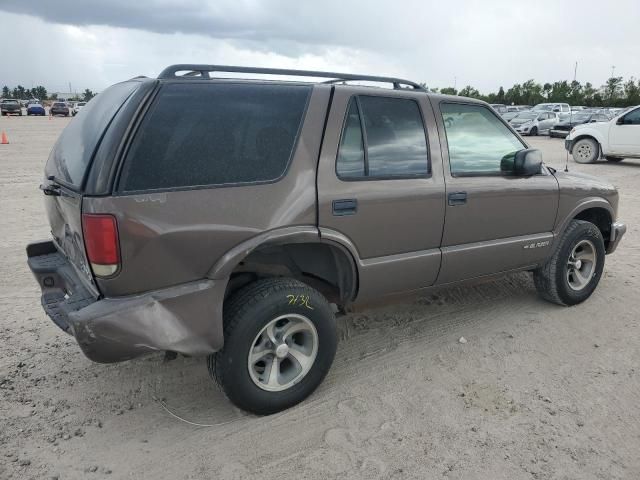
[1,115,639,480]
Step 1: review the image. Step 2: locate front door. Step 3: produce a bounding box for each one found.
[433,101,559,284]
[317,87,446,301]
[609,107,640,156]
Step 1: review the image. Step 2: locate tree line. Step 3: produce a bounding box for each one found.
[422,76,640,107]
[1,85,96,102]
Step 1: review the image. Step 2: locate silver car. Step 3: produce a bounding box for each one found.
[510,111,559,136]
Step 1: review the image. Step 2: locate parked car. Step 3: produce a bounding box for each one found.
[510,111,559,135]
[549,112,610,138]
[27,65,626,415]
[532,103,571,113]
[571,106,586,111]
[50,102,70,116]
[27,103,46,116]
[566,105,640,163]
[72,101,87,116]
[490,103,508,114]
[1,99,22,116]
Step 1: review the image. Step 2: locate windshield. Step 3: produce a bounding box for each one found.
[533,104,554,111]
[514,112,537,120]
[569,114,590,122]
[2,100,19,104]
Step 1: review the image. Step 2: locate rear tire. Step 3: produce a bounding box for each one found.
[209,278,337,415]
[572,138,599,163]
[534,220,605,306]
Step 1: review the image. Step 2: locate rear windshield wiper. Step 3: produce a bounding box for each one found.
[40,178,61,196]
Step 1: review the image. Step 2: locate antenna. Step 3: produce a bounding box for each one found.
[565,61,578,172]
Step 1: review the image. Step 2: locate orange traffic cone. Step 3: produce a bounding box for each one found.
[1,131,8,144]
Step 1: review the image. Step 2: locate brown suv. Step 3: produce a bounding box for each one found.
[27,65,626,414]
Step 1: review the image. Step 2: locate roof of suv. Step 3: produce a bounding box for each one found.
[155,64,486,106]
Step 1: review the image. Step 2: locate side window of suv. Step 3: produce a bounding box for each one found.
[336,96,429,179]
[120,83,310,191]
[441,103,525,176]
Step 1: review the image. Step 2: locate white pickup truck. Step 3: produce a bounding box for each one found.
[566,106,640,163]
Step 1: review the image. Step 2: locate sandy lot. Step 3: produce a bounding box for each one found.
[1,115,639,480]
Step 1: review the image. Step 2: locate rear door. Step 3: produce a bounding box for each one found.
[434,101,559,284]
[317,87,446,301]
[42,81,142,293]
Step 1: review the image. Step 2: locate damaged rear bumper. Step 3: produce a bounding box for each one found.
[27,240,225,363]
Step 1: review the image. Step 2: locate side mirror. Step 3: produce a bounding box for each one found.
[553,107,560,112]
[514,148,543,176]
[616,117,625,125]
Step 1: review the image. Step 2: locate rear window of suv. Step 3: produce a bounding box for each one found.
[47,81,139,188]
[119,82,311,192]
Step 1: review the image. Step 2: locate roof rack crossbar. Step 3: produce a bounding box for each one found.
[158,64,424,90]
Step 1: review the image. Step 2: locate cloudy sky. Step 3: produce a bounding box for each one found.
[1,0,638,94]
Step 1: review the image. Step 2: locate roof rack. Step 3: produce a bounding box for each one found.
[158,64,424,90]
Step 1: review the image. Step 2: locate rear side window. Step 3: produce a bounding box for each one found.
[47,82,139,188]
[336,96,429,179]
[120,83,311,191]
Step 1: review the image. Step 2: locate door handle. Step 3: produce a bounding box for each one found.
[448,192,467,206]
[332,199,358,216]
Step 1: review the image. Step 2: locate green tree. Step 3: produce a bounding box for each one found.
[582,82,597,106]
[624,78,639,105]
[496,86,505,103]
[458,85,481,98]
[505,84,522,105]
[82,89,96,101]
[440,87,457,96]
[603,77,624,104]
[1,85,9,98]
[33,86,47,100]
[549,81,570,102]
[49,93,58,100]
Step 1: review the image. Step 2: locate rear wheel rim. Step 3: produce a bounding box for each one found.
[566,239,597,291]
[248,314,318,392]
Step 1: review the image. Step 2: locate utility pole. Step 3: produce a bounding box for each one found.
[453,76,457,93]
[573,62,578,82]
[610,65,616,78]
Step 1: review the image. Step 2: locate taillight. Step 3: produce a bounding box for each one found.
[82,214,120,277]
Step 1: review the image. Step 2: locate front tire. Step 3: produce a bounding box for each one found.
[529,126,538,136]
[209,278,337,415]
[572,138,599,163]
[534,220,605,306]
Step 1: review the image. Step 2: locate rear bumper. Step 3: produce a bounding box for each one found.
[607,221,626,254]
[27,240,225,363]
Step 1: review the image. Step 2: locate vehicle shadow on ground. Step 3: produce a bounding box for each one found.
[85,271,540,426]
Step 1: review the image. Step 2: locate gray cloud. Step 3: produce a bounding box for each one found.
[0,1,638,93]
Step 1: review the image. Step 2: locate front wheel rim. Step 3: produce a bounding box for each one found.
[248,314,318,392]
[576,143,594,161]
[566,239,597,291]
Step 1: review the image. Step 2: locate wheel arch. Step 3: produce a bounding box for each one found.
[207,227,359,308]
[555,200,614,249]
[569,132,605,154]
